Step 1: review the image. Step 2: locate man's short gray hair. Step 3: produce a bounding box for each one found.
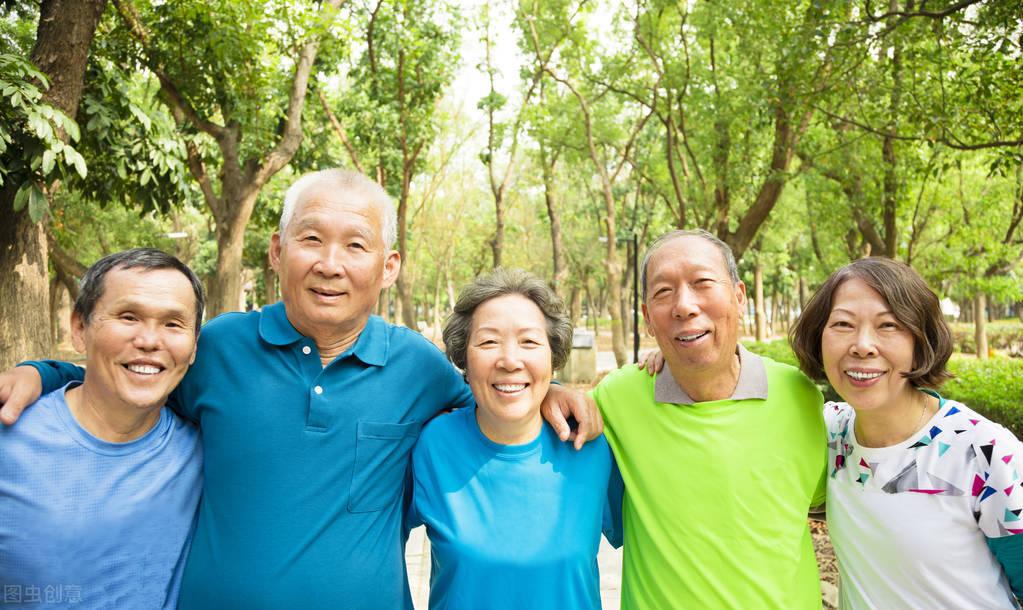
[279,169,398,248]
[640,229,740,301]
[443,268,573,372]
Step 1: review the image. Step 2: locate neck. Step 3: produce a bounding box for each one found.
[854,390,938,448]
[476,408,543,446]
[301,319,366,367]
[65,385,162,443]
[316,332,361,367]
[667,352,741,402]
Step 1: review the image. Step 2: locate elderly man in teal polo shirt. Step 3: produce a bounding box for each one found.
[0,169,598,609]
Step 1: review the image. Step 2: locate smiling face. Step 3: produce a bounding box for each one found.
[642,235,747,381]
[270,183,400,341]
[71,267,198,413]
[821,277,919,413]
[466,294,553,443]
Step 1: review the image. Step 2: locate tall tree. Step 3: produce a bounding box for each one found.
[0,0,105,368]
[109,0,342,317]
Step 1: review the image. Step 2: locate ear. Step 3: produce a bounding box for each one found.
[70,311,87,355]
[188,334,199,366]
[269,232,283,272]
[380,250,401,290]
[734,280,747,309]
[641,302,655,337]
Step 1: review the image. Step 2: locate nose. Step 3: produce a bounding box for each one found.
[671,285,699,319]
[314,244,347,277]
[850,327,878,358]
[133,323,163,352]
[496,344,525,371]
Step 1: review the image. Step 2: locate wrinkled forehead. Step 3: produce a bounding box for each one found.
[647,235,730,279]
[290,185,385,226]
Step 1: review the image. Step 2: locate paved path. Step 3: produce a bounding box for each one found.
[406,526,623,609]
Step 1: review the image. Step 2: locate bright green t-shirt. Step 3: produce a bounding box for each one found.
[592,359,827,609]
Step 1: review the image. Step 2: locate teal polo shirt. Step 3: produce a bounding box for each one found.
[29,302,474,609]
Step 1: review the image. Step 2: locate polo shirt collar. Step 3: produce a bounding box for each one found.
[258,302,389,367]
[655,343,768,404]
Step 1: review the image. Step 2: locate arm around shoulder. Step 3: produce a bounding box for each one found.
[0,361,83,425]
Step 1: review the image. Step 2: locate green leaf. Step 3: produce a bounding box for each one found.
[12,182,30,212]
[71,149,87,178]
[41,149,55,175]
[27,184,47,222]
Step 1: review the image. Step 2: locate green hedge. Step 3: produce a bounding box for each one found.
[743,340,1023,437]
[944,356,1023,437]
[949,321,1023,357]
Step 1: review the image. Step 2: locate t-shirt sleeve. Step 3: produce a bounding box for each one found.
[603,454,625,549]
[975,422,1023,596]
[22,360,84,394]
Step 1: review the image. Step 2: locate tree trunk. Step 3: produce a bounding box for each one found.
[569,285,582,328]
[540,144,567,294]
[974,292,989,360]
[207,206,250,318]
[0,0,106,368]
[262,258,278,307]
[754,260,766,342]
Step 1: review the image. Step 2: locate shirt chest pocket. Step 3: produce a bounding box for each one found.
[348,421,423,513]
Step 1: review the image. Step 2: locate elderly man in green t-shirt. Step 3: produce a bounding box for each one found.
[592,229,827,609]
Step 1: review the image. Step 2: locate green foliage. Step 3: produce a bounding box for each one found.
[949,321,1023,356]
[742,339,799,368]
[0,53,88,221]
[944,356,1023,437]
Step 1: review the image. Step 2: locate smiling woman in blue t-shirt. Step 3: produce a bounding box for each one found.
[408,268,622,610]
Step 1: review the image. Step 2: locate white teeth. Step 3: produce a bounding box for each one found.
[847,370,883,381]
[127,364,161,375]
[494,384,526,392]
[677,331,707,342]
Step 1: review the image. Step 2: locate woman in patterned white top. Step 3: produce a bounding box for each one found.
[791,257,1023,609]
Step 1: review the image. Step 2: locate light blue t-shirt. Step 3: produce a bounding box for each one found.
[0,384,202,609]
[409,405,623,610]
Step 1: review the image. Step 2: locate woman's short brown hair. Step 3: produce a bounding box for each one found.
[789,257,954,389]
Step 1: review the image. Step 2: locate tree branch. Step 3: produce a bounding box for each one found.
[318,90,365,174]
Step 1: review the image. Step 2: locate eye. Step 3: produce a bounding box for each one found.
[119,313,139,322]
[301,234,321,243]
[348,241,367,251]
[879,320,901,330]
[828,320,852,329]
[166,320,186,330]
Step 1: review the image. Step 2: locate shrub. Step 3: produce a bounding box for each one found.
[944,356,1023,437]
[949,321,1023,357]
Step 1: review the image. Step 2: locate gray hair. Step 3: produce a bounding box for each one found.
[443,268,573,372]
[74,248,205,336]
[640,229,740,301]
[279,169,398,248]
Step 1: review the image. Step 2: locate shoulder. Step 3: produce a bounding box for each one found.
[386,322,450,363]
[823,401,854,434]
[197,309,260,346]
[0,389,68,454]
[941,398,1022,456]
[762,356,823,403]
[592,365,652,401]
[417,407,469,453]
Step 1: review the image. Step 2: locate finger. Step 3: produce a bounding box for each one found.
[0,397,26,426]
[545,402,571,440]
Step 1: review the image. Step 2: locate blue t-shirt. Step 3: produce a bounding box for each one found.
[29,304,474,609]
[0,384,202,609]
[409,405,623,610]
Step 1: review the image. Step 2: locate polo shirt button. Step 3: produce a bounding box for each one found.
[314,386,323,395]
[302,346,311,355]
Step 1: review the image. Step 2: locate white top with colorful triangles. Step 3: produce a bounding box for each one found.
[825,395,1022,610]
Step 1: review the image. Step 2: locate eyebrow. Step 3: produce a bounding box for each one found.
[829,306,895,316]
